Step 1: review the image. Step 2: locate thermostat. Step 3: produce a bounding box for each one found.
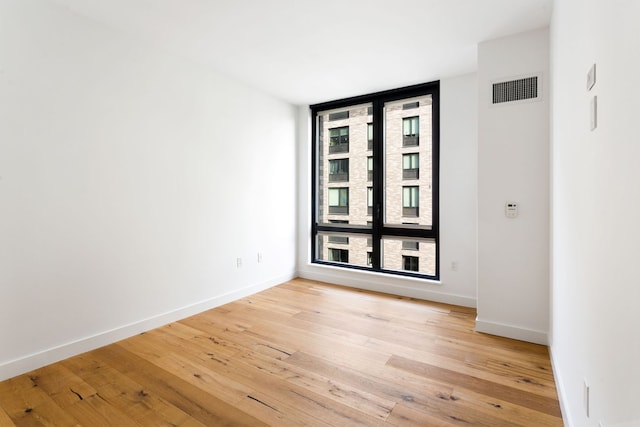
[505,202,518,218]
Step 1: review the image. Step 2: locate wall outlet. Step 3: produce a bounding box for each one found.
[451,261,458,271]
[236,257,242,268]
[257,252,263,263]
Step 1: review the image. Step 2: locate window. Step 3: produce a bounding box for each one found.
[403,153,419,180]
[329,248,349,263]
[329,127,349,153]
[403,116,419,146]
[312,81,439,279]
[329,159,349,182]
[403,256,419,272]
[403,186,419,217]
[328,188,349,214]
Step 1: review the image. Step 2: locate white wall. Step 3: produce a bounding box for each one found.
[476,28,550,345]
[297,73,478,307]
[0,0,297,381]
[551,1,640,425]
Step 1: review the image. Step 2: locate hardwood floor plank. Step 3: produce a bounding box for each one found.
[448,387,564,427]
[93,344,268,426]
[387,402,459,427]
[364,336,560,400]
[0,279,564,426]
[0,375,82,426]
[0,406,17,427]
[387,354,562,418]
[60,353,207,427]
[28,364,97,409]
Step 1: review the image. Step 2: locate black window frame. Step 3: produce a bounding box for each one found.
[311,81,440,280]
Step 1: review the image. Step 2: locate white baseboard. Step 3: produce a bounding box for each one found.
[475,317,548,345]
[549,346,572,427]
[0,272,295,382]
[299,266,476,308]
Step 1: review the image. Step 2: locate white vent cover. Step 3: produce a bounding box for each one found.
[492,76,538,104]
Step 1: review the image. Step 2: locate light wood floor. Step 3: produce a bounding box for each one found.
[0,278,563,426]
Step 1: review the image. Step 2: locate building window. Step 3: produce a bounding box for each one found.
[402,153,419,180]
[403,116,419,146]
[402,241,419,250]
[329,248,349,263]
[402,186,419,217]
[328,188,349,214]
[329,126,349,153]
[312,81,439,279]
[403,255,419,272]
[329,159,349,182]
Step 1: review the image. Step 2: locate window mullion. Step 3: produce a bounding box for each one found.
[371,100,384,270]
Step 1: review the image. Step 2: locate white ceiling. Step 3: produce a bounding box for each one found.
[46,0,552,105]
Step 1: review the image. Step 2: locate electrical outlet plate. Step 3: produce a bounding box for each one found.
[591,96,598,131]
[587,63,596,91]
[584,379,590,418]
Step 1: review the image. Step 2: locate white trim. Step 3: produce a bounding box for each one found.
[549,346,572,427]
[0,272,296,382]
[475,317,548,345]
[299,264,476,308]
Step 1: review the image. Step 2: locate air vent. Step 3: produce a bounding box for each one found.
[492,76,538,104]
[402,102,419,110]
[329,111,349,121]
